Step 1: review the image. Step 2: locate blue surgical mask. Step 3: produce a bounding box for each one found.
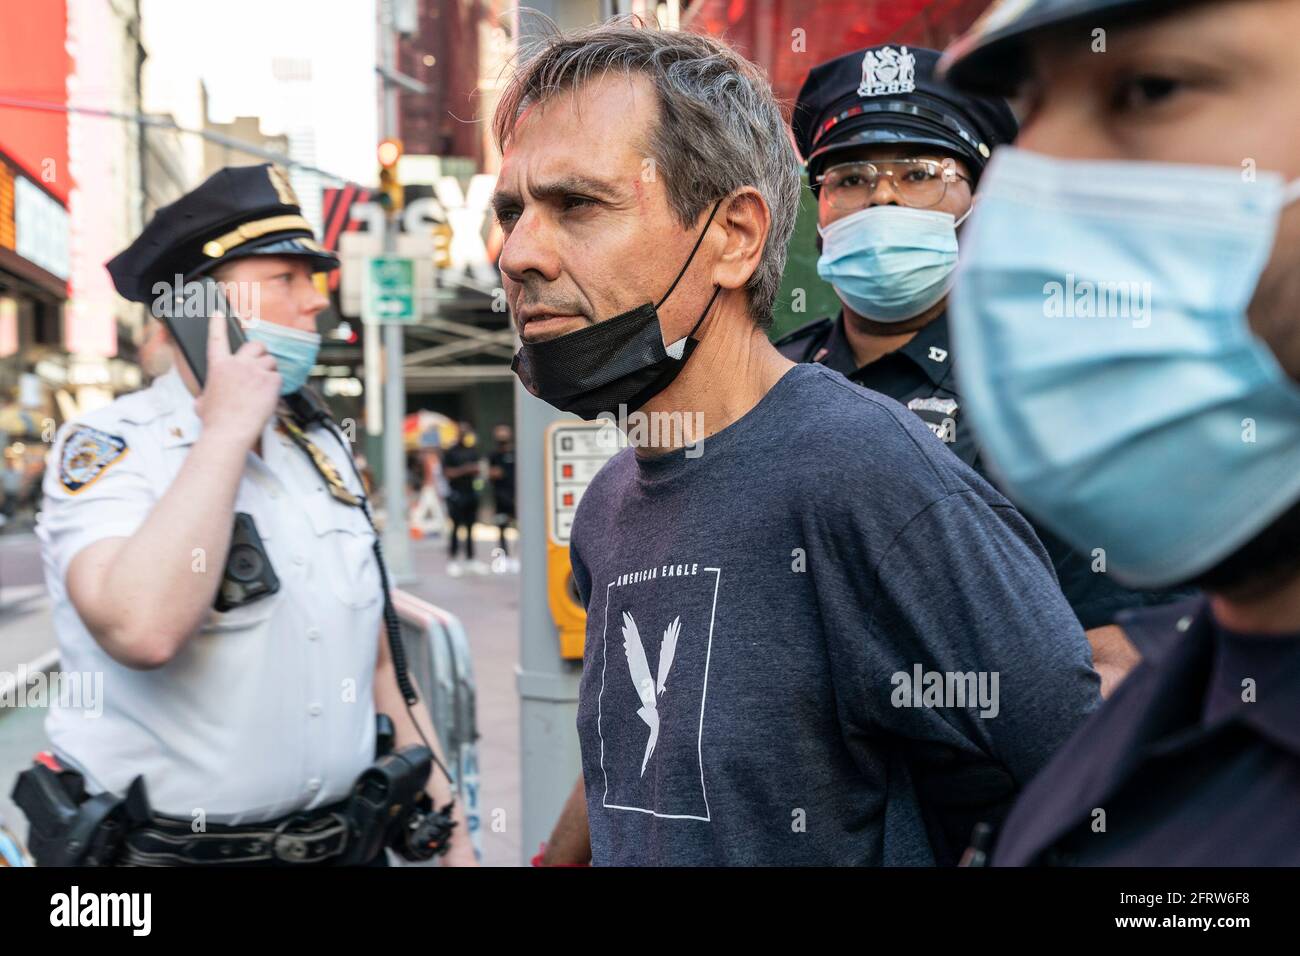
[950,146,1300,588]
[244,320,321,395]
[817,205,966,322]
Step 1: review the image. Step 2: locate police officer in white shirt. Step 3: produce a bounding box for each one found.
[28,164,475,866]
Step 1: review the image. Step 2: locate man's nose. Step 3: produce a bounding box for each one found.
[304,274,330,314]
[498,209,562,285]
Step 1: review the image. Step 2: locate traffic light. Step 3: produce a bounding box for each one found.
[431,222,452,269]
[377,138,403,214]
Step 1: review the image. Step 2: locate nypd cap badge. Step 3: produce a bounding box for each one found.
[858,46,917,98]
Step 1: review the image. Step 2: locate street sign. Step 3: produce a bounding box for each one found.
[364,255,416,324]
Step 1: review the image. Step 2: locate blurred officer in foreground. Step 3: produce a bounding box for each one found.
[18,164,474,866]
[780,44,1190,695]
[941,0,1300,864]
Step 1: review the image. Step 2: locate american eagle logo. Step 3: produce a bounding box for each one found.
[620,611,681,776]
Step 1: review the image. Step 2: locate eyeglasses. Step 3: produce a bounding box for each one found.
[814,158,971,211]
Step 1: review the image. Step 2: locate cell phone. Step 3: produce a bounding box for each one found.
[164,277,246,389]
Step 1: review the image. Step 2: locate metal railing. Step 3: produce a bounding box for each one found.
[392,588,482,861]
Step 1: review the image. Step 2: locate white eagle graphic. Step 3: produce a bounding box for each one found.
[620,611,681,777]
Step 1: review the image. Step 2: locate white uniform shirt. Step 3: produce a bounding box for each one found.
[38,369,382,824]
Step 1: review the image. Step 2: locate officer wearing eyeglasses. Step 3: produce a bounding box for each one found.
[778,45,1192,691]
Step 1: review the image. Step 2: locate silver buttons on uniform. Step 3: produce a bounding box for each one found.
[308,703,323,717]
[306,626,320,641]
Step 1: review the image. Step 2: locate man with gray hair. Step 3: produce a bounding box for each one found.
[497,19,1099,866]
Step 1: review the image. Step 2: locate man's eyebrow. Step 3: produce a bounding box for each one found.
[492,174,624,213]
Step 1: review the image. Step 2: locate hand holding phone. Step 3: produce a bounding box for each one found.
[164,278,246,389]
[192,308,284,451]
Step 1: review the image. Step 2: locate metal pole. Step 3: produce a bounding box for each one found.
[379,0,412,578]
[515,0,603,866]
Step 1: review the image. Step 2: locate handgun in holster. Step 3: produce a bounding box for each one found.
[337,715,456,865]
[10,754,152,867]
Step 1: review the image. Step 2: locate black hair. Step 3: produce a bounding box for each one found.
[1189,497,1300,600]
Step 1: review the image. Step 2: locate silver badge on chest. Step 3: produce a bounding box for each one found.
[908,396,959,444]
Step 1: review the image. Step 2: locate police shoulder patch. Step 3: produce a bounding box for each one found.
[59,425,129,494]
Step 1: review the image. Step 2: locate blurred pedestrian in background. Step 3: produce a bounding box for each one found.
[442,421,483,573]
[488,423,516,564]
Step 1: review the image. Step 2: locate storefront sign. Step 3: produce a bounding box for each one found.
[14,176,70,280]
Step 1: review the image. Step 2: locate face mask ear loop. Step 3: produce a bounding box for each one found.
[954,198,976,229]
[1283,177,1300,207]
[687,285,723,340]
[655,197,726,311]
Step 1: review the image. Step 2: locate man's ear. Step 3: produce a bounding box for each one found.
[712,188,770,294]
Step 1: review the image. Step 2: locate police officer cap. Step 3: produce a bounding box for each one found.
[792,44,1018,186]
[106,163,339,304]
[940,0,1185,95]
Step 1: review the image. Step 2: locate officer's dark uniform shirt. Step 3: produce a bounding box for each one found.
[442,444,480,499]
[490,448,516,514]
[991,598,1300,865]
[776,310,1192,630]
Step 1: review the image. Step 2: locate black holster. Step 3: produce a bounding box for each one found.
[338,744,436,865]
[11,763,151,867]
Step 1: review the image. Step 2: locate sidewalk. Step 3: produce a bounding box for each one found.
[400,530,523,866]
[0,526,524,866]
[0,585,53,676]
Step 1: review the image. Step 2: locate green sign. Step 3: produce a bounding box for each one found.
[366,255,416,324]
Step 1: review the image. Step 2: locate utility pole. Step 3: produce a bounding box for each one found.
[376,0,413,578]
[515,0,604,867]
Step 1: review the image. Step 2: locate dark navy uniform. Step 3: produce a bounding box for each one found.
[992,598,1300,865]
[942,0,1300,866]
[783,44,1190,630]
[776,313,1192,630]
[775,314,973,463]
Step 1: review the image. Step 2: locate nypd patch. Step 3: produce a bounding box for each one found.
[59,426,128,493]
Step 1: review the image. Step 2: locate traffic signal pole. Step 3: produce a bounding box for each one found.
[515,0,603,867]
[378,0,413,579]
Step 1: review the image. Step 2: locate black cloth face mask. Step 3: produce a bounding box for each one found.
[511,199,724,421]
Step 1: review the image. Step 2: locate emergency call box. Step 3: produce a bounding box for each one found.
[546,422,626,546]
[543,421,627,659]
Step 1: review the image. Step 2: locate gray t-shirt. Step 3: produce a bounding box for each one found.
[570,363,1101,865]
